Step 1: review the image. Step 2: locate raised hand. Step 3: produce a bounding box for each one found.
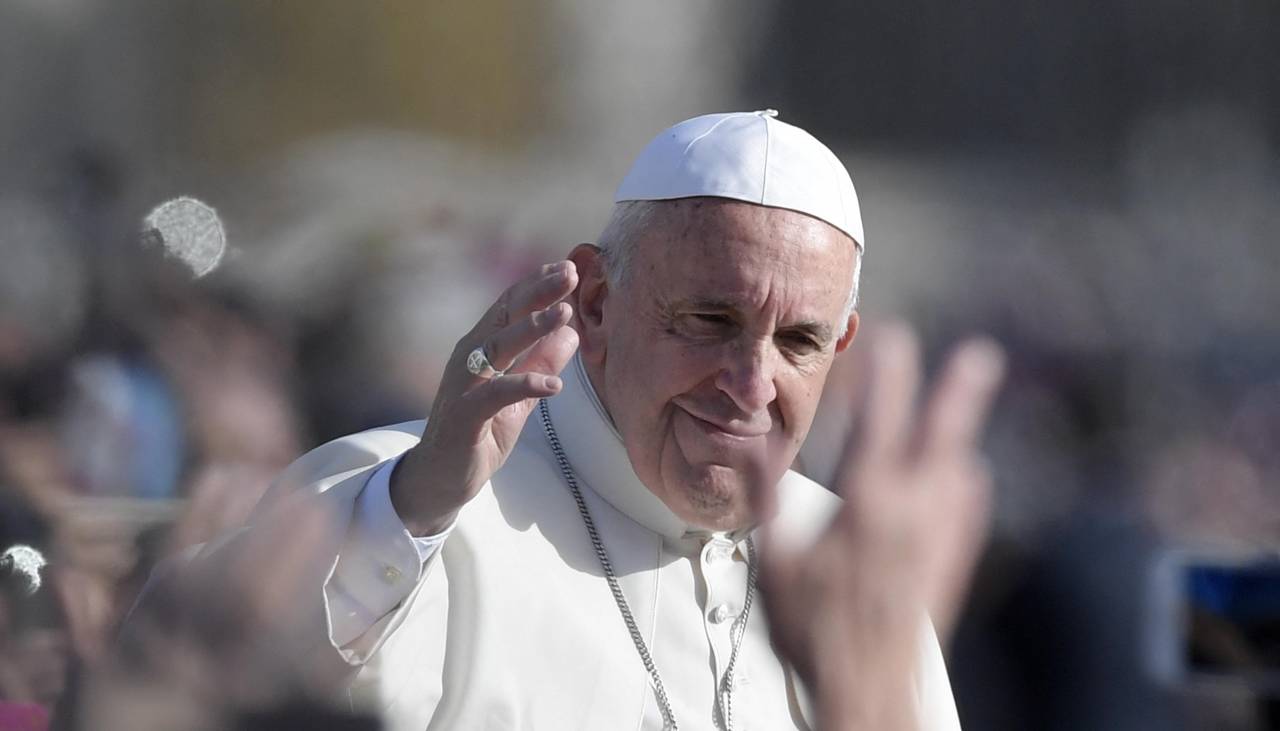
[104,494,358,725]
[390,260,580,535]
[754,325,1005,731]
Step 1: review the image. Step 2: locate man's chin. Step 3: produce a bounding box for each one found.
[671,463,755,531]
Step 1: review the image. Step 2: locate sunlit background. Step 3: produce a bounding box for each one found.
[1,2,1278,729]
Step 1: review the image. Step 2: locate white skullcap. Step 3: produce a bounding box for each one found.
[615,109,864,248]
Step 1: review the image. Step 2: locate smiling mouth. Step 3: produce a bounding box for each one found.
[676,405,769,441]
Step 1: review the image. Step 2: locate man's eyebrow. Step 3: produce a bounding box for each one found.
[676,297,737,311]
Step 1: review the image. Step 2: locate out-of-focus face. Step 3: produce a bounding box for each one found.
[575,199,860,532]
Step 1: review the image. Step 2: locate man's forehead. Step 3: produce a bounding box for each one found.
[644,197,836,244]
[644,227,852,322]
[660,278,842,316]
[645,198,854,251]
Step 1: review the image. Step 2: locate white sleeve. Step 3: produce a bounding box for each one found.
[913,614,962,730]
[324,456,454,648]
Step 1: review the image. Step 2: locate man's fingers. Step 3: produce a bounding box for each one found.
[509,321,580,379]
[483,260,578,330]
[463,370,566,418]
[917,338,1005,456]
[480,302,573,373]
[843,324,922,472]
[445,326,578,439]
[920,456,995,641]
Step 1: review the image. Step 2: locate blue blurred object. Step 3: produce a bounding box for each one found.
[1189,560,1280,627]
[62,355,185,499]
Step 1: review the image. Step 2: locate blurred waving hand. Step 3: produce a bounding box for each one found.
[755,325,1005,731]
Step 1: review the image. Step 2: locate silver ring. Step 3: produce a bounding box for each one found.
[465,344,504,378]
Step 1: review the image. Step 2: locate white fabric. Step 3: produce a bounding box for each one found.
[226,352,959,730]
[359,458,453,564]
[324,459,452,643]
[614,110,866,248]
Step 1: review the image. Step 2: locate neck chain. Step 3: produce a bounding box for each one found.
[537,399,757,731]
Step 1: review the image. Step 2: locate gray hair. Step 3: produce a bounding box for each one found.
[597,200,862,338]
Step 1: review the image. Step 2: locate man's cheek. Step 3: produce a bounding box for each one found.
[766,429,802,472]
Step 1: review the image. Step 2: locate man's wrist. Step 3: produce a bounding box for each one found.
[811,609,919,731]
[399,509,460,538]
[389,447,465,537]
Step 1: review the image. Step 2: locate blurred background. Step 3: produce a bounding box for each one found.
[0,1,1277,729]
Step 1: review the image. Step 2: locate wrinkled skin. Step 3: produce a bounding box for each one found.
[573,198,860,532]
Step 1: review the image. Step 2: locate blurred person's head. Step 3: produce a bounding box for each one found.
[1141,435,1274,548]
[0,494,68,711]
[0,198,85,384]
[141,293,304,473]
[1227,379,1280,480]
[0,553,67,708]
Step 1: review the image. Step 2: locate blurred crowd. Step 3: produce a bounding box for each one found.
[0,134,561,729]
[2,0,1277,727]
[0,98,1278,731]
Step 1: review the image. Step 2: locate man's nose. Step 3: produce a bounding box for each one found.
[714,340,778,414]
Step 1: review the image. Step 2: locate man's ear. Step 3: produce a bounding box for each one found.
[568,243,610,365]
[834,311,860,354]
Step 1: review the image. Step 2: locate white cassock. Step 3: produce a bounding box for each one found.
[234,353,962,730]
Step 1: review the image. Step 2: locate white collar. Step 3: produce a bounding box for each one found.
[545,353,744,552]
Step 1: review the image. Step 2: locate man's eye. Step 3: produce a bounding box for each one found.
[691,313,733,327]
[779,333,819,352]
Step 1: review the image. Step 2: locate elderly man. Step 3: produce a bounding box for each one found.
[201,111,1002,731]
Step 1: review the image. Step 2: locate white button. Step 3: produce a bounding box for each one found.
[710,603,735,624]
[383,565,402,583]
[703,538,734,564]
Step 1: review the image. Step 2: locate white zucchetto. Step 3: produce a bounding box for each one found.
[614,109,865,248]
